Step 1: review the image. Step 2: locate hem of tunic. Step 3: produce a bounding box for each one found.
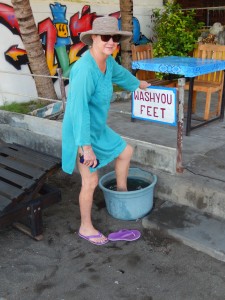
[89,142,127,173]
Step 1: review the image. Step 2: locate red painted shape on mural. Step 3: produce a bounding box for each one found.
[5,45,26,61]
[0,3,20,33]
[109,11,121,19]
[69,5,96,39]
[38,17,58,76]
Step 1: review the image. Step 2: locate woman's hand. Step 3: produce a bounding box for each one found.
[82,146,98,168]
[139,80,150,89]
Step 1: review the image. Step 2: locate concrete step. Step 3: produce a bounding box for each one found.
[142,200,225,262]
[152,167,225,220]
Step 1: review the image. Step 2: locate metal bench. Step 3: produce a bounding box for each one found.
[0,142,61,240]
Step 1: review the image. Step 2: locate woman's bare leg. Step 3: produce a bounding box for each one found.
[115,144,133,191]
[77,153,108,243]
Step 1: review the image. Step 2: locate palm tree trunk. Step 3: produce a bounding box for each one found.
[120,0,133,71]
[11,0,58,101]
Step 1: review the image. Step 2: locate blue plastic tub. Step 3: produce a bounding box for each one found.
[99,167,157,220]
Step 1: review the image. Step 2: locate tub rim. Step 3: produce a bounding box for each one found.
[99,167,157,195]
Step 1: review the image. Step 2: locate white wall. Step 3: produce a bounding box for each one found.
[0,0,163,105]
[0,24,38,104]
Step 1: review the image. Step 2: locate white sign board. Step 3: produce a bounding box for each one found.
[132,86,177,126]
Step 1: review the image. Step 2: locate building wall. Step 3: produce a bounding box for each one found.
[0,0,163,105]
[177,0,225,26]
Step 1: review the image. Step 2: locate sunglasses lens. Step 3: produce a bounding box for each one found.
[100,35,111,42]
[112,35,121,42]
[100,35,121,43]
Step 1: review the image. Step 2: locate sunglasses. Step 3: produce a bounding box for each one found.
[100,34,121,43]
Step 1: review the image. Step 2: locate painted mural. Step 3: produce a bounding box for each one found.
[0,2,150,81]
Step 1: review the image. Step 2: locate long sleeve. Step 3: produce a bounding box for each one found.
[111,56,140,92]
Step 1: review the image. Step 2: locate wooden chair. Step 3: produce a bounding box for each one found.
[185,44,225,120]
[131,44,176,87]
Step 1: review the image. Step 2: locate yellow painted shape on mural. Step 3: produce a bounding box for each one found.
[55,23,69,38]
[69,42,86,64]
[6,48,26,61]
[46,53,58,76]
[112,44,120,59]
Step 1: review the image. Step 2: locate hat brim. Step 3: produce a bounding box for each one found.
[80,30,132,46]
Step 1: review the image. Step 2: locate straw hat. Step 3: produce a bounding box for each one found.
[80,16,132,46]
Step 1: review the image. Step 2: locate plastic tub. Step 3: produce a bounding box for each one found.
[99,167,157,220]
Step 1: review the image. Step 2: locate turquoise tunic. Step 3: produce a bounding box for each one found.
[62,50,140,174]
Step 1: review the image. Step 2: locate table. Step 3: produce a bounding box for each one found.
[132,56,225,135]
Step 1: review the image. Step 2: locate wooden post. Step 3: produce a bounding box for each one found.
[57,68,66,111]
[176,78,185,173]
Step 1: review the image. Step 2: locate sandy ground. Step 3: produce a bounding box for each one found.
[1,170,225,300]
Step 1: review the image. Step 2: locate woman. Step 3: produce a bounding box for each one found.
[62,16,149,245]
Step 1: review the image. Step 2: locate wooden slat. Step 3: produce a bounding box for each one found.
[131,44,156,81]
[8,143,60,164]
[0,168,35,189]
[0,147,55,171]
[0,194,12,211]
[0,156,44,180]
[0,180,24,200]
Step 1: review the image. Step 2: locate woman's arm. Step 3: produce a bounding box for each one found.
[111,56,150,91]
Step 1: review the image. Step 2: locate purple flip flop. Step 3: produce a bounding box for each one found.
[78,231,109,245]
[108,229,141,241]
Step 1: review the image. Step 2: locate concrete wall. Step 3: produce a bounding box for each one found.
[0,110,176,174]
[0,0,163,105]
